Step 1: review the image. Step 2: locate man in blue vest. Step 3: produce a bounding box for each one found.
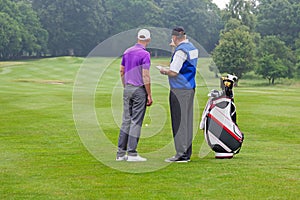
[160,27,198,162]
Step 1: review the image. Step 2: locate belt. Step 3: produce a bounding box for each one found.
[126,84,144,88]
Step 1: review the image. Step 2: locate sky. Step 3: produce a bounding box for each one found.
[212,0,230,9]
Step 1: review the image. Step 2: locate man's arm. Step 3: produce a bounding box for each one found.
[160,68,178,77]
[142,69,153,106]
[160,50,186,77]
[120,65,125,87]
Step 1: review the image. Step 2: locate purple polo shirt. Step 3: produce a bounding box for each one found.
[121,43,151,86]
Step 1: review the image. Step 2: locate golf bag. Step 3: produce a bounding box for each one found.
[200,74,244,158]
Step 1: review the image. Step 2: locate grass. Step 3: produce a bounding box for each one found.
[0,57,299,199]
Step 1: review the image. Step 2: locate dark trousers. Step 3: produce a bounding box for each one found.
[117,85,147,157]
[169,88,195,160]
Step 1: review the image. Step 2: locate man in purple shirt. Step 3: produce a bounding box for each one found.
[116,29,152,162]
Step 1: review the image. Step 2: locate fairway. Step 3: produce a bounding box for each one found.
[0,57,299,199]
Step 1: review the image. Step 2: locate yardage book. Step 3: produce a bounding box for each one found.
[155,66,169,70]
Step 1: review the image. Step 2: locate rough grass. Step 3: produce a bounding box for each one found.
[0,57,299,199]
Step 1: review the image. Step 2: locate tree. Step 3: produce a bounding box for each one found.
[0,12,22,59]
[255,36,295,84]
[296,34,300,78]
[104,0,163,35]
[0,0,48,59]
[212,19,255,79]
[16,1,48,56]
[32,0,109,56]
[256,0,300,49]
[256,55,289,84]
[209,61,220,78]
[160,0,223,52]
[222,0,256,31]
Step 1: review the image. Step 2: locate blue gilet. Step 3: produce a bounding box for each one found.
[169,42,198,89]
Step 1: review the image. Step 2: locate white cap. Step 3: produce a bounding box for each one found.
[137,29,151,41]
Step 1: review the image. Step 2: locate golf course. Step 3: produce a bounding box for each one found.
[0,57,299,199]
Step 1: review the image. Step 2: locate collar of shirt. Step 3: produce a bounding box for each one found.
[178,39,189,46]
[135,43,146,49]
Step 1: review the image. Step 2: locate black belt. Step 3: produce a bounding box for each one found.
[126,84,145,88]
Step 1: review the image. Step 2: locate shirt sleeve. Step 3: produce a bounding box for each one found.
[121,54,125,66]
[142,52,151,70]
[169,50,187,73]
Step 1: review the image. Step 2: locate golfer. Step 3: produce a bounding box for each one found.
[160,27,198,162]
[116,29,152,162]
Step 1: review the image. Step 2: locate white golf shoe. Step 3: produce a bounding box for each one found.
[116,155,128,161]
[127,155,147,162]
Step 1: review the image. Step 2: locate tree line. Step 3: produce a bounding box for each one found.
[0,0,299,82]
[212,0,300,83]
[0,0,222,58]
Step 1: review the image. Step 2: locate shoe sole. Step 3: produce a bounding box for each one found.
[165,159,190,163]
[127,159,147,162]
[175,160,190,163]
[127,160,147,162]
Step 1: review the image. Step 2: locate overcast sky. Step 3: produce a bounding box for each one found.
[212,0,230,9]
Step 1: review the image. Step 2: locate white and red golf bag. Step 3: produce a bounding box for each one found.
[200,75,244,158]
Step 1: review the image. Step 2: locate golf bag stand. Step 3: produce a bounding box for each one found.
[200,74,244,159]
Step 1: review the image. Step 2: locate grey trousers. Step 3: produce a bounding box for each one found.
[169,88,195,160]
[117,85,147,157]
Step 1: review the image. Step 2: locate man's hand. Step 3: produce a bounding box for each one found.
[160,68,168,75]
[142,69,152,106]
[147,95,153,106]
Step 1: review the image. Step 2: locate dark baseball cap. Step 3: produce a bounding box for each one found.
[171,26,186,36]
